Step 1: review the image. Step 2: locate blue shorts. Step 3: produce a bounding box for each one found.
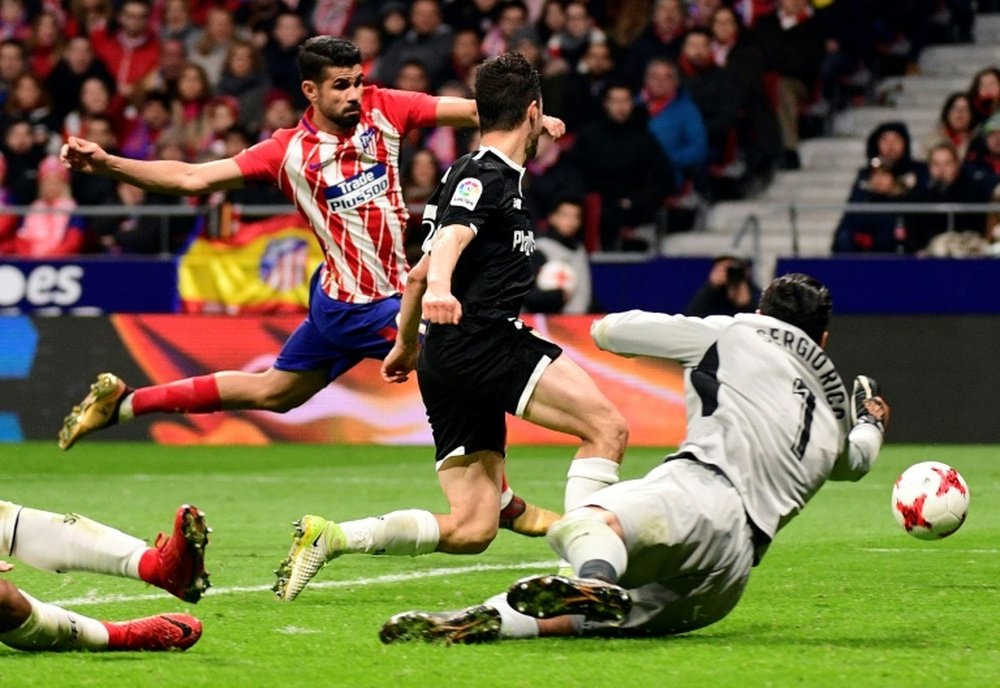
[275,271,400,381]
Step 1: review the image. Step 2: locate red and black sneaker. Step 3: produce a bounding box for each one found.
[103,613,202,651]
[140,505,211,603]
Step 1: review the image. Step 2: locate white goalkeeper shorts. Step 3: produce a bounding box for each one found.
[0,500,23,556]
[581,458,755,636]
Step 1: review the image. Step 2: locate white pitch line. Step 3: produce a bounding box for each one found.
[49,560,559,608]
[861,547,998,554]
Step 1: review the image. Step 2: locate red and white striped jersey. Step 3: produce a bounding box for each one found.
[233,85,438,303]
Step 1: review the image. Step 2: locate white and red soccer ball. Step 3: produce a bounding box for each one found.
[892,461,970,540]
[536,260,577,294]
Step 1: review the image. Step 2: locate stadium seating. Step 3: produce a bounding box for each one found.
[662,14,1000,281]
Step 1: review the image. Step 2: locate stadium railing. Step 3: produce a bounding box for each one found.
[4,201,1000,266]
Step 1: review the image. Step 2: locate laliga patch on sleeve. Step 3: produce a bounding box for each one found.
[449,178,483,210]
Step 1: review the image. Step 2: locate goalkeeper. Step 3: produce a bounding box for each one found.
[379,273,892,643]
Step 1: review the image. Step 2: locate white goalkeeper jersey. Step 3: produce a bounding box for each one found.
[592,311,877,542]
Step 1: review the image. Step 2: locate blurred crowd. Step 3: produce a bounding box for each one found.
[0,0,982,263]
[833,63,1000,257]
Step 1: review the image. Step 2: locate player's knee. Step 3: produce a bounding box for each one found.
[258,383,308,413]
[260,392,301,413]
[445,520,499,554]
[593,409,629,457]
[252,371,306,412]
[0,580,30,631]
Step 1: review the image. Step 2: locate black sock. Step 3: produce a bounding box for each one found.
[577,559,618,584]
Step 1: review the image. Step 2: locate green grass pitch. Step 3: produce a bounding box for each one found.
[1,442,997,687]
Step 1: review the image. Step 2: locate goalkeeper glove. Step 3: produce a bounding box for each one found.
[850,375,890,433]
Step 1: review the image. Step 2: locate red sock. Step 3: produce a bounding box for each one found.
[103,621,125,649]
[499,473,521,516]
[131,375,222,416]
[137,547,159,585]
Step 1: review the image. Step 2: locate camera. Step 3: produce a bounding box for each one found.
[725,261,746,286]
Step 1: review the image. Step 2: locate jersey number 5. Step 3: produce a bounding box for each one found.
[792,378,816,460]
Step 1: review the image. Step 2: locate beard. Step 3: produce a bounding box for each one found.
[524,128,541,161]
[325,106,361,130]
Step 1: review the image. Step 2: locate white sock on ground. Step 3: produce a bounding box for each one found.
[118,393,135,423]
[9,508,147,578]
[339,509,440,556]
[0,592,108,651]
[484,592,539,639]
[564,457,620,512]
[547,511,628,579]
[499,486,514,511]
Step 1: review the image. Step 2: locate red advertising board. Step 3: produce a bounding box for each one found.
[111,314,687,447]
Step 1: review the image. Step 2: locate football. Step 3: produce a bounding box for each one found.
[891,461,970,540]
[536,260,578,294]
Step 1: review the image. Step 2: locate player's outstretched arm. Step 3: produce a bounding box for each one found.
[422,224,474,325]
[591,310,729,365]
[434,97,479,127]
[831,375,890,482]
[382,256,429,384]
[433,97,566,140]
[61,136,245,196]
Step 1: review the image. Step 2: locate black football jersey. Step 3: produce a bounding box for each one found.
[421,147,536,324]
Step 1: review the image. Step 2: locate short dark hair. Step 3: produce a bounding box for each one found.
[86,113,115,130]
[928,141,960,161]
[549,195,584,214]
[601,80,633,100]
[225,124,253,144]
[684,27,713,43]
[474,51,541,133]
[497,0,529,18]
[298,37,361,83]
[0,38,25,57]
[758,273,832,344]
[142,90,172,110]
[399,58,429,75]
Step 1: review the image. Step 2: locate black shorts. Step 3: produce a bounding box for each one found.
[417,318,563,463]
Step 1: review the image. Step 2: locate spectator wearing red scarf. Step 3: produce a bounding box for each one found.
[678,29,739,170]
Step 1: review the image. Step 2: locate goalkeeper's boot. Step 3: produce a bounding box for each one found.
[140,505,211,603]
[103,613,202,651]
[379,605,501,645]
[273,515,346,601]
[507,574,631,624]
[499,494,561,537]
[59,373,131,450]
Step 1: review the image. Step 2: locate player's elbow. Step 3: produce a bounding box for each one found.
[409,259,429,285]
[178,172,211,195]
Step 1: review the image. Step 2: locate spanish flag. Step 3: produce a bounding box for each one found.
[178,211,323,314]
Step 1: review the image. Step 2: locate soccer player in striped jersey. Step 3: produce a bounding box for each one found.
[0,501,208,652]
[58,37,564,538]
